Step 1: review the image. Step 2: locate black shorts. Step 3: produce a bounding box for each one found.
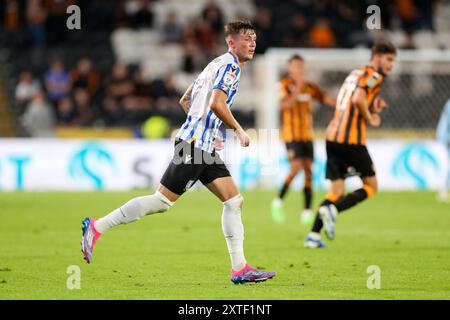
[325,141,375,180]
[160,139,231,195]
[286,141,314,160]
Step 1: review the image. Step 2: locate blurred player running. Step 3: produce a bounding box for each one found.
[81,20,276,284]
[304,41,396,248]
[271,54,335,225]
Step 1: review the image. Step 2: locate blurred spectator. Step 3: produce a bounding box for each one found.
[151,73,178,100]
[395,0,421,34]
[101,96,125,126]
[3,0,21,47]
[56,97,78,126]
[282,13,310,47]
[201,0,224,35]
[84,0,115,31]
[106,63,135,102]
[114,0,129,29]
[309,0,334,20]
[44,57,72,105]
[122,95,141,112]
[71,56,101,97]
[394,0,436,32]
[334,1,363,47]
[129,0,154,29]
[132,68,153,109]
[73,88,94,126]
[182,38,204,73]
[15,71,41,111]
[183,19,197,40]
[416,0,436,31]
[151,73,180,111]
[4,0,20,33]
[161,11,183,44]
[21,90,55,137]
[205,39,222,63]
[26,0,47,47]
[253,7,276,54]
[5,0,446,133]
[195,19,220,58]
[309,18,336,48]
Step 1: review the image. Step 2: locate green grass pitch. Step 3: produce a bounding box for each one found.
[0,190,449,299]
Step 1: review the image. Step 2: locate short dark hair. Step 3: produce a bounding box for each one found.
[288,54,304,63]
[224,20,255,38]
[371,40,397,57]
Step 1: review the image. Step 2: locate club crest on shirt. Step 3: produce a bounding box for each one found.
[366,74,379,88]
[224,70,236,84]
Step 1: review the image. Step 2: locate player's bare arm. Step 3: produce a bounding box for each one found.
[209,88,250,147]
[323,94,337,108]
[371,96,388,113]
[179,83,194,113]
[353,87,380,127]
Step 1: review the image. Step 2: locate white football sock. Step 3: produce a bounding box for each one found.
[308,232,321,240]
[273,197,282,205]
[221,194,247,271]
[94,191,174,233]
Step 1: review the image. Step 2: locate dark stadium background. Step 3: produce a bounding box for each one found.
[0,0,446,139]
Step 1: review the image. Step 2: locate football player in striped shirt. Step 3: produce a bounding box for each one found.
[271,54,335,225]
[304,41,396,248]
[81,20,276,284]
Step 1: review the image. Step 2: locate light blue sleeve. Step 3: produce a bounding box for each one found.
[437,99,450,143]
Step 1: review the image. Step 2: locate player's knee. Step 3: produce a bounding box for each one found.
[223,193,243,212]
[304,168,312,177]
[363,177,378,198]
[119,192,174,224]
[136,191,174,217]
[304,171,313,184]
[363,183,377,197]
[326,192,342,203]
[330,185,345,198]
[152,191,174,213]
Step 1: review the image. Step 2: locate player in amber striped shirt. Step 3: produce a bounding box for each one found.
[305,41,396,248]
[272,54,335,225]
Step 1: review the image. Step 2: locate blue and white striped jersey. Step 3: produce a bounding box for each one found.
[176,51,241,153]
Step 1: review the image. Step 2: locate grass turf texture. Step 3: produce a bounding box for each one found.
[0,191,449,299]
